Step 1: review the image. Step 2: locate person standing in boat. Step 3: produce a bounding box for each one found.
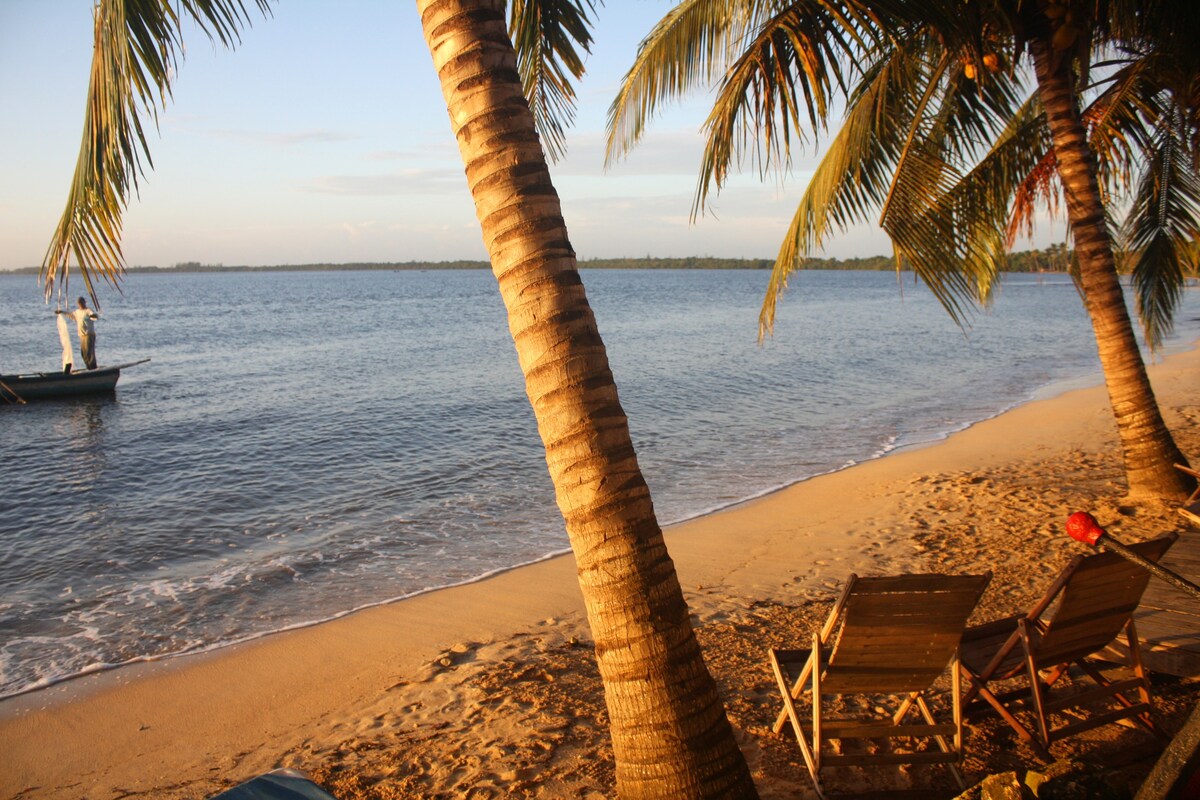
[56,297,99,370]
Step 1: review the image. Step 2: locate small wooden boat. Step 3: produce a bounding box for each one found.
[0,359,150,403]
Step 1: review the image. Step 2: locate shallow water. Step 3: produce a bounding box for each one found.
[1,268,1197,698]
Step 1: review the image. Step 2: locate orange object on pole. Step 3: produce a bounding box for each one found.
[1066,511,1200,600]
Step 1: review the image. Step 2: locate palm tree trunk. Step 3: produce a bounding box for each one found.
[416,1,758,796]
[1031,40,1193,499]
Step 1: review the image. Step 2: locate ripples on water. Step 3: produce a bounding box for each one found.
[1,269,1197,697]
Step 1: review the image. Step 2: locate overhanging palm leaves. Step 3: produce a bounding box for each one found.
[42,0,272,308]
[607,0,880,177]
[758,27,1031,332]
[509,0,602,162]
[609,0,1200,346]
[1084,45,1200,348]
[610,0,1198,496]
[1123,114,1200,348]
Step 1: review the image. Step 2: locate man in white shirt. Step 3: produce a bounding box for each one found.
[56,297,99,370]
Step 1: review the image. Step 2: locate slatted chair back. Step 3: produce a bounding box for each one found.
[1034,535,1175,668]
[824,574,992,694]
[770,572,992,797]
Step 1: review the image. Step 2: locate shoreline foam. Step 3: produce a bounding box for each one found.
[0,350,1117,703]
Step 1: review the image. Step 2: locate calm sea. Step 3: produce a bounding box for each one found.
[1,268,1197,698]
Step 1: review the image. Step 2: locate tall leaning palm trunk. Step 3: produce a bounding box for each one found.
[1030,39,1191,498]
[416,1,757,797]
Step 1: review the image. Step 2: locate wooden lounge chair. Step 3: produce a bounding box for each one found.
[769,572,992,798]
[959,533,1177,759]
[1175,464,1200,526]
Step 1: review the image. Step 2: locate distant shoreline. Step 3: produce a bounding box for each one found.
[2,251,1073,274]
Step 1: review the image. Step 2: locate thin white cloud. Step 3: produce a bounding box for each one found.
[299,168,465,196]
[339,221,378,238]
[364,149,420,161]
[556,128,706,178]
[364,144,458,162]
[199,128,357,147]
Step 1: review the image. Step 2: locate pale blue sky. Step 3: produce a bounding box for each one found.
[1,2,909,271]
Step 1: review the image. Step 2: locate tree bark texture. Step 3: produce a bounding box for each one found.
[1031,40,1192,499]
[416,1,758,796]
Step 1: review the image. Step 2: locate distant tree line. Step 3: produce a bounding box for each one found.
[1003,244,1073,273]
[140,244,1078,273]
[5,244,1134,275]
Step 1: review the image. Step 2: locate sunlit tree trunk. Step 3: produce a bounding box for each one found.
[1031,40,1192,499]
[416,1,758,796]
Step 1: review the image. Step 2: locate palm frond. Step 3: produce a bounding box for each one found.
[875,47,952,221]
[760,18,1033,334]
[1121,115,1200,350]
[42,0,270,307]
[1007,149,1060,243]
[605,0,791,166]
[609,0,883,172]
[509,0,600,162]
[759,44,924,335]
[923,95,1052,306]
[1097,0,1200,160]
[693,2,881,214]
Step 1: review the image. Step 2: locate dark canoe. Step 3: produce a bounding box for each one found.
[0,359,150,402]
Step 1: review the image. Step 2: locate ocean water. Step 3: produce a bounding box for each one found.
[1,268,1197,699]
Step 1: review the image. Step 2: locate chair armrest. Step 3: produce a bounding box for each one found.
[961,616,1023,677]
[963,615,1022,642]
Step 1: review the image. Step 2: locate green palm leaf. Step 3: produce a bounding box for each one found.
[606,0,789,166]
[758,48,903,334]
[607,0,883,171]
[693,2,883,215]
[41,0,270,307]
[1122,115,1200,350]
[509,0,600,162]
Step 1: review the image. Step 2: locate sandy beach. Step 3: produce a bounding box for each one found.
[2,344,1198,799]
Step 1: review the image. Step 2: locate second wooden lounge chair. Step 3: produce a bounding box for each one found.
[959,533,1177,759]
[769,572,992,799]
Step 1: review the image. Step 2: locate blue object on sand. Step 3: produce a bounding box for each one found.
[209,769,338,800]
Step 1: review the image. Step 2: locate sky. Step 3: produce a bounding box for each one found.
[0,1,1051,272]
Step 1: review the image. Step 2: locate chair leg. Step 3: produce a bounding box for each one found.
[1020,623,1055,759]
[807,637,826,798]
[772,667,805,735]
[772,652,818,735]
[1027,669,1051,744]
[1125,619,1166,738]
[951,660,967,790]
[1075,659,1142,713]
[952,658,964,761]
[914,693,967,791]
[772,707,788,735]
[962,677,981,708]
[913,699,946,753]
[769,643,824,796]
[893,691,918,724]
[811,640,823,777]
[962,671,1044,754]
